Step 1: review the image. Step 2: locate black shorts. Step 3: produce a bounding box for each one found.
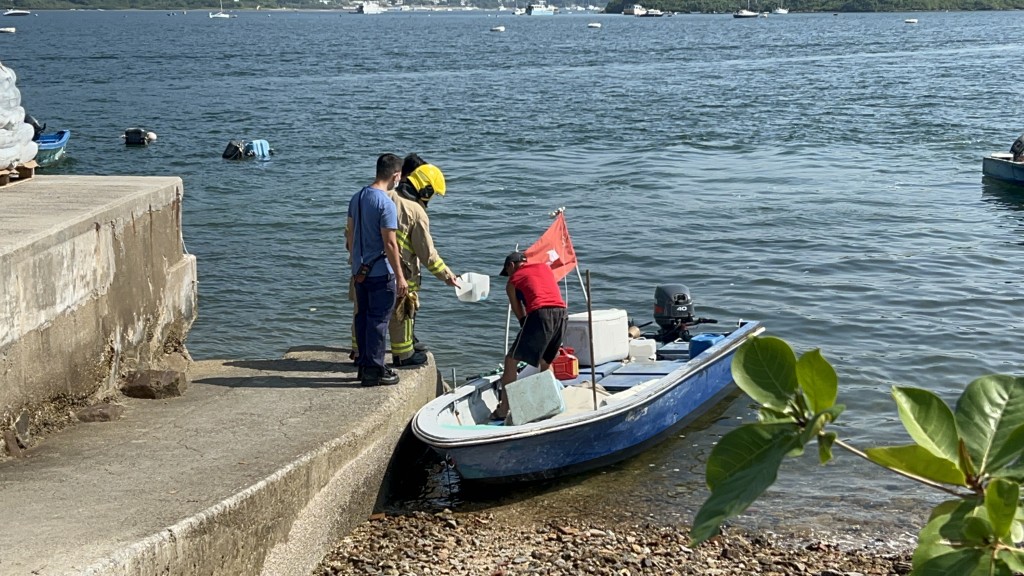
[507,306,568,367]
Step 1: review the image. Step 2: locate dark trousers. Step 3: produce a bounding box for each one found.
[353,274,396,371]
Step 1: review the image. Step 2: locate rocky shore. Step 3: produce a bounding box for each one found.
[316,509,914,576]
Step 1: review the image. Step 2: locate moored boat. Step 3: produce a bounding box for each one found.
[982,135,1024,185]
[34,129,70,167]
[526,2,555,15]
[353,1,385,14]
[982,152,1024,185]
[733,8,758,17]
[3,8,29,16]
[0,26,14,32]
[413,211,765,482]
[413,314,765,482]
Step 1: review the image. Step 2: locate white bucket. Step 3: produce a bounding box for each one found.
[629,338,657,362]
[454,272,490,302]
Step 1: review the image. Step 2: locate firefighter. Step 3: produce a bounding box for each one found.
[349,154,457,367]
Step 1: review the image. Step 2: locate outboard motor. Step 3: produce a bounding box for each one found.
[24,112,45,141]
[1011,134,1024,162]
[222,140,247,160]
[124,128,151,146]
[653,284,696,343]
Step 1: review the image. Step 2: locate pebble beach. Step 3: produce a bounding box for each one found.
[316,509,915,576]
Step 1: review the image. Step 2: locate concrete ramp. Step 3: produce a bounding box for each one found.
[0,348,438,576]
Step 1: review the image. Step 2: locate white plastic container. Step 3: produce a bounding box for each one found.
[629,337,657,362]
[562,308,629,367]
[454,272,490,302]
[506,369,565,425]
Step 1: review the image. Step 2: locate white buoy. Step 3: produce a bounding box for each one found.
[587,22,601,28]
[490,25,505,32]
[145,131,157,142]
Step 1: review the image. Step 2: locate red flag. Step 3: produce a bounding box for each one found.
[524,213,577,282]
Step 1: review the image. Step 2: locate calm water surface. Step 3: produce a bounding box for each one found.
[6,8,1024,539]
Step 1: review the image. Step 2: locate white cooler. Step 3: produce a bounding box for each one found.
[562,308,630,367]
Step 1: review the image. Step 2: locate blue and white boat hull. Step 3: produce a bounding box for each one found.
[412,321,765,482]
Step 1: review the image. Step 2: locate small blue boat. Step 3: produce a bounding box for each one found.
[34,130,71,167]
[412,288,765,483]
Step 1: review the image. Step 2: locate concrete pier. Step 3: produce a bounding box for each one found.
[0,349,440,576]
[0,175,196,430]
[0,176,440,574]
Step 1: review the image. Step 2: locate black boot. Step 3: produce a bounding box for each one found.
[361,365,400,387]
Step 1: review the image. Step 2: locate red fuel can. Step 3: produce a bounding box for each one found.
[551,347,579,380]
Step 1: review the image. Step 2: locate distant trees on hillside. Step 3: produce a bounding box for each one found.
[604,0,1024,10]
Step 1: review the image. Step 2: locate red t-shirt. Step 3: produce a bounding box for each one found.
[510,263,566,314]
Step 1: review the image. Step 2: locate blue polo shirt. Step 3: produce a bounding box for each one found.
[348,186,398,278]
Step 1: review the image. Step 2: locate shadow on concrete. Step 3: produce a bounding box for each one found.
[194,375,363,389]
[224,358,351,373]
[285,345,351,355]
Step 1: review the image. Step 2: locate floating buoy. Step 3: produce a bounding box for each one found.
[490,25,505,32]
[587,22,601,28]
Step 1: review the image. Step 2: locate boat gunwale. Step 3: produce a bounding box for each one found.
[412,321,764,448]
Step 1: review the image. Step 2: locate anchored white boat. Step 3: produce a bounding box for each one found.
[209,0,229,18]
[3,8,29,16]
[353,1,385,14]
[772,6,788,13]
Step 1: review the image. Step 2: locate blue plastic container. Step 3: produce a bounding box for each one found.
[689,333,726,359]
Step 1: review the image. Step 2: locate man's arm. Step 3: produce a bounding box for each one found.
[382,228,408,298]
[506,281,525,325]
[345,216,354,253]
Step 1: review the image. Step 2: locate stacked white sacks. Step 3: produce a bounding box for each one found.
[0,62,38,170]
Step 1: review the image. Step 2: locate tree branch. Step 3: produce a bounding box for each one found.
[832,437,975,499]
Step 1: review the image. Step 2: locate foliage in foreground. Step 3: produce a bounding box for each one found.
[693,336,1024,576]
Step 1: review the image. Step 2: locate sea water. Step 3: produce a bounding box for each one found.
[8,8,1024,539]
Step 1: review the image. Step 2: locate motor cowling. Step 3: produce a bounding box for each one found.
[654,283,695,337]
[1011,134,1024,162]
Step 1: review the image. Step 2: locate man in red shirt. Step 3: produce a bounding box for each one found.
[492,251,568,420]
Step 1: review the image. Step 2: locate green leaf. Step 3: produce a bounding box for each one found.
[892,387,960,464]
[991,460,1024,483]
[796,348,838,413]
[914,499,985,571]
[757,405,797,424]
[958,438,977,480]
[985,478,1019,540]
[955,375,1024,475]
[691,427,800,545]
[818,431,837,464]
[961,516,994,545]
[731,336,799,411]
[985,423,1024,475]
[705,423,801,490]
[911,550,996,576]
[998,548,1024,573]
[1012,520,1024,544]
[865,445,966,486]
[798,406,844,448]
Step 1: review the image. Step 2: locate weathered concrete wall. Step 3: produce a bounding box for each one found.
[0,175,197,433]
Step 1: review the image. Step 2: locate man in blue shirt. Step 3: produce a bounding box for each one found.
[346,154,408,386]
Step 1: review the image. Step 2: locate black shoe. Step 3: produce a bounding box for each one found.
[393,350,428,368]
[413,336,428,352]
[361,366,400,387]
